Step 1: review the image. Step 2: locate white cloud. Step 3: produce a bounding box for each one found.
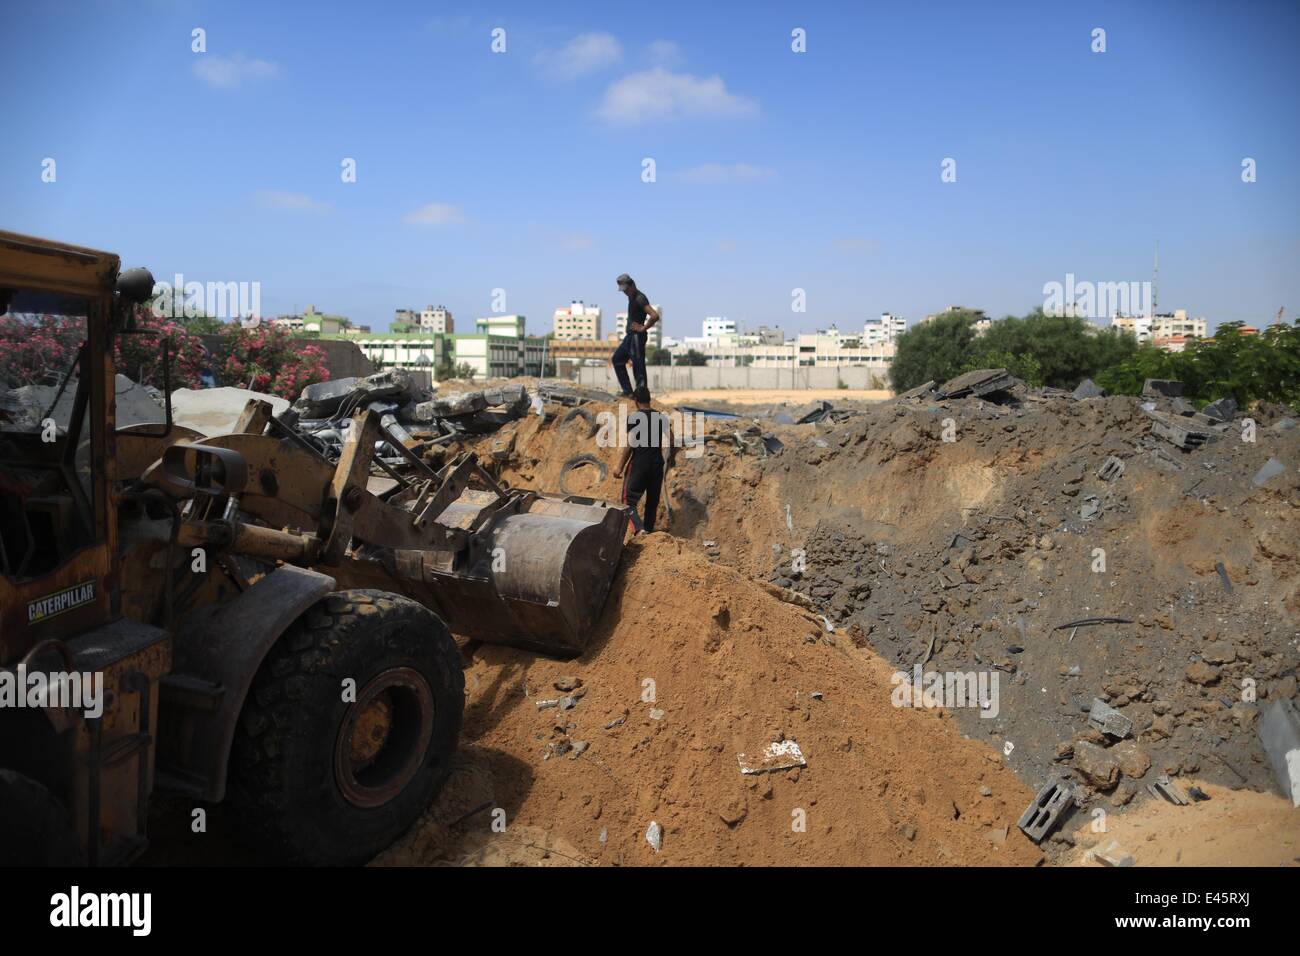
[193,53,279,89]
[403,203,465,227]
[647,40,682,67]
[596,67,758,123]
[534,32,622,81]
[678,163,775,184]
[254,190,329,213]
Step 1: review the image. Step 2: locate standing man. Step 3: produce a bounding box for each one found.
[613,385,675,534]
[612,273,658,396]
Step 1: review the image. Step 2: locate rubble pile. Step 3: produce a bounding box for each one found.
[453,375,1298,864]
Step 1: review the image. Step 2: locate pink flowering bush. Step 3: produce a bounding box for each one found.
[0,313,84,386]
[114,307,209,390]
[220,325,328,400]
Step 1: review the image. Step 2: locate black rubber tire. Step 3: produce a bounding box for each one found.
[229,589,464,865]
[0,769,83,866]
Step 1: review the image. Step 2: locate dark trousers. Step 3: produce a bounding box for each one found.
[622,454,664,533]
[612,330,648,395]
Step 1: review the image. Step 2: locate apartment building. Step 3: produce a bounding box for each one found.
[420,305,453,333]
[553,300,602,340]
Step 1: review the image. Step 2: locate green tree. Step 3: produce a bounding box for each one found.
[682,349,708,367]
[1096,321,1300,407]
[973,310,1137,389]
[888,310,980,391]
[648,347,673,366]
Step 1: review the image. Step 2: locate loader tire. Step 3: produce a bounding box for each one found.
[0,769,83,866]
[229,589,464,865]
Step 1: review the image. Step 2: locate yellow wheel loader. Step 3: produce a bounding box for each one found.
[0,231,626,865]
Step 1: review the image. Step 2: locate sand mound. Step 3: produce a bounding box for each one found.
[376,535,1042,866]
[1063,781,1299,866]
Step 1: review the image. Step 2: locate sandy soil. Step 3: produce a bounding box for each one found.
[1063,781,1300,866]
[662,389,892,405]
[373,535,1044,867]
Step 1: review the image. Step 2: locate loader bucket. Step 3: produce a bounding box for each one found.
[414,494,627,657]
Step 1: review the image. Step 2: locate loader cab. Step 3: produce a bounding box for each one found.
[0,232,122,666]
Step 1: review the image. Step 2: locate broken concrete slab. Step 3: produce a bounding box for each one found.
[1258,698,1300,807]
[1142,379,1185,399]
[936,368,1019,401]
[896,380,936,402]
[1071,378,1106,400]
[1088,698,1133,739]
[115,374,167,428]
[171,386,289,437]
[1200,397,1238,423]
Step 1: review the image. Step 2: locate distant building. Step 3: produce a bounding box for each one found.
[553,300,602,340]
[863,312,907,346]
[476,314,526,338]
[702,316,736,339]
[393,308,419,330]
[274,304,350,335]
[614,305,664,350]
[420,305,453,333]
[1112,309,1207,349]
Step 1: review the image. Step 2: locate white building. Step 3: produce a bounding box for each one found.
[863,312,907,346]
[420,305,453,333]
[1111,308,1207,347]
[553,300,602,340]
[475,314,527,338]
[702,316,736,339]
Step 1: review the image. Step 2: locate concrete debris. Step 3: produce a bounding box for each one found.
[1252,458,1286,487]
[1017,776,1075,843]
[1096,455,1125,481]
[1071,378,1106,400]
[1088,698,1133,739]
[1258,699,1300,807]
[171,385,290,436]
[936,368,1020,402]
[1147,410,1212,450]
[1093,839,1135,867]
[896,380,936,401]
[737,739,807,775]
[1149,774,1190,806]
[1200,397,1238,422]
[1142,379,1185,399]
[794,400,858,425]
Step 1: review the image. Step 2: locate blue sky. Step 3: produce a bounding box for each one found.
[3,0,1297,336]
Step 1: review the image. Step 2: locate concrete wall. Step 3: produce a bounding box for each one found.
[201,335,375,381]
[576,364,888,391]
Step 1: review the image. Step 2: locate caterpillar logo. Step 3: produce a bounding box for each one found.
[27,580,96,624]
